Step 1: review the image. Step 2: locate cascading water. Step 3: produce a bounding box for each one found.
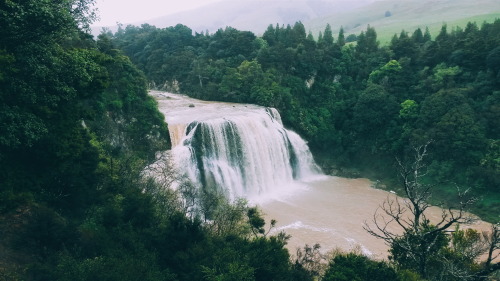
[154,92,321,202]
[151,91,494,258]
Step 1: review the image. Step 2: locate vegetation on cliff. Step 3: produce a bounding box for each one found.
[110,19,499,222]
[0,0,498,279]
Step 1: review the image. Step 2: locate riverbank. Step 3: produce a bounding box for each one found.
[260,175,496,261]
[311,149,499,224]
[150,90,497,262]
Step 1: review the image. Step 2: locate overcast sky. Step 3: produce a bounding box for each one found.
[93,0,223,26]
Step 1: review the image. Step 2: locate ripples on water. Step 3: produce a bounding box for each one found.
[152,91,494,259]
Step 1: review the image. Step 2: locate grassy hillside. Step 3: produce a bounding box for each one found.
[306,0,500,44]
[92,0,378,36]
[146,0,377,34]
[93,0,500,40]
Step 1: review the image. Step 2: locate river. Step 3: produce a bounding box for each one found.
[260,176,494,259]
[152,91,495,260]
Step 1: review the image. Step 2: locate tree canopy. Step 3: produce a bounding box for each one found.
[1,0,499,279]
[111,19,500,222]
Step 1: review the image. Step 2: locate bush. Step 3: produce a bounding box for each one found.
[323,253,399,281]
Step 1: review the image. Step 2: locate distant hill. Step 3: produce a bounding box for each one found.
[91,0,376,36]
[92,0,500,43]
[145,0,378,34]
[305,0,500,44]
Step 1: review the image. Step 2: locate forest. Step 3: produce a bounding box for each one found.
[109,20,500,222]
[0,0,498,280]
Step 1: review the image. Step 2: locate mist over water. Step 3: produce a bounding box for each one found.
[153,91,493,258]
[154,91,322,203]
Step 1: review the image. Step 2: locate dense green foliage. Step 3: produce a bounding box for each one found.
[111,20,499,222]
[386,224,500,280]
[1,0,498,279]
[323,253,398,281]
[0,1,312,280]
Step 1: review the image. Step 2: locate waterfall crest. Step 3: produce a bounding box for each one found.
[155,92,321,201]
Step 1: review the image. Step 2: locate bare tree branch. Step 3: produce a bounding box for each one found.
[363,142,484,279]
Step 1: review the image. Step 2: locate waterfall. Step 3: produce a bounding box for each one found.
[156,92,321,202]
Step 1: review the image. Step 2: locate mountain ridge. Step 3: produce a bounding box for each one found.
[305,0,500,43]
[91,0,500,42]
[91,0,376,35]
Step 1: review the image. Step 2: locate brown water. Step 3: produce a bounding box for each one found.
[150,91,495,261]
[260,176,495,260]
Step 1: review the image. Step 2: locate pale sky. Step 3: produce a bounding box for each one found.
[93,0,223,26]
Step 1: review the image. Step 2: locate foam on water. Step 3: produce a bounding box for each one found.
[151,92,495,260]
[154,91,322,203]
[273,221,334,233]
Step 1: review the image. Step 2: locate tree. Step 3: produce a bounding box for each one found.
[293,244,327,278]
[417,88,486,167]
[399,100,419,120]
[345,34,357,43]
[423,27,432,42]
[486,46,500,72]
[411,28,424,44]
[351,83,399,151]
[356,25,379,54]
[323,24,334,46]
[368,60,402,86]
[391,31,418,61]
[481,224,500,276]
[363,142,500,279]
[323,253,399,281]
[337,26,346,47]
[439,225,500,280]
[262,24,277,46]
[291,21,306,45]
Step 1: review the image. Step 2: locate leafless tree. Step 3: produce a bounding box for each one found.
[478,223,500,279]
[142,151,200,219]
[142,152,271,238]
[363,142,478,278]
[294,243,327,277]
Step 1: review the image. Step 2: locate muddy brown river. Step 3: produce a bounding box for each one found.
[152,91,495,261]
[261,176,495,260]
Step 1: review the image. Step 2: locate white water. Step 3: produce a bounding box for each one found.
[152,91,495,259]
[153,91,323,203]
